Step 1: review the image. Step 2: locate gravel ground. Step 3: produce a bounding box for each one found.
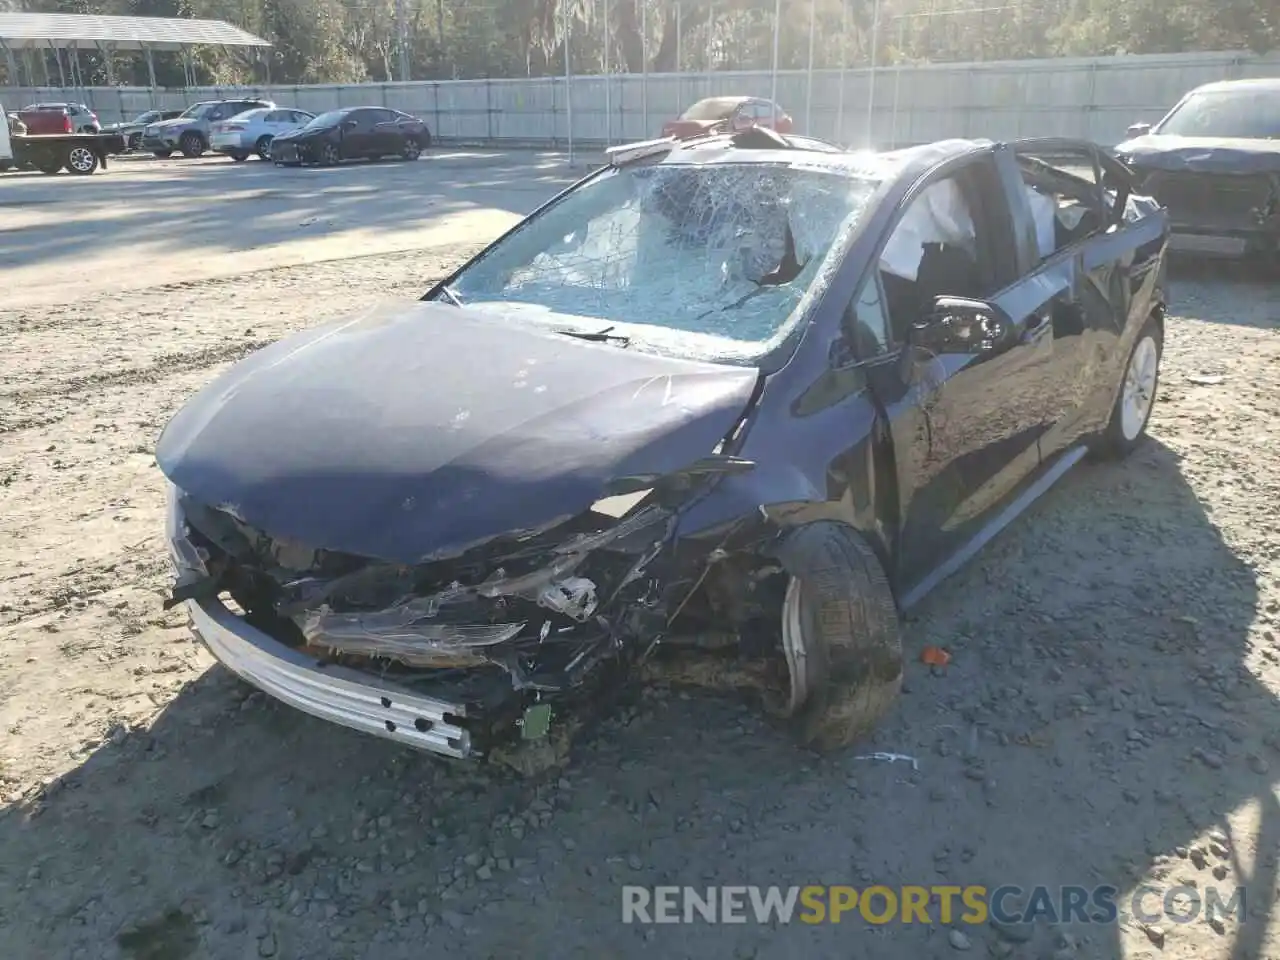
[0,215,1278,959]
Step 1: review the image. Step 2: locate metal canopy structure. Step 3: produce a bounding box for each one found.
[0,12,271,88]
[0,13,269,52]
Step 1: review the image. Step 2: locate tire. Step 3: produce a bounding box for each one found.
[255,136,274,161]
[319,142,340,166]
[65,145,99,175]
[773,522,903,751]
[179,132,204,158]
[152,150,172,159]
[401,137,422,161]
[228,152,248,163]
[1097,313,1163,459]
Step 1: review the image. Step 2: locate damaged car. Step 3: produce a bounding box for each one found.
[1115,78,1280,259]
[157,127,1169,766]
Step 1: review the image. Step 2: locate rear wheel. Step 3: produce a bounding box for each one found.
[65,145,99,175]
[773,522,903,750]
[1097,313,1163,459]
[179,132,204,158]
[255,135,274,160]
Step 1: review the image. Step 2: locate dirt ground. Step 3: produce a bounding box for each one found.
[1,155,1278,960]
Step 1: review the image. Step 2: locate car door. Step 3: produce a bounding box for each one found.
[867,151,1062,588]
[372,109,402,155]
[996,140,1153,460]
[340,109,376,157]
[261,109,290,134]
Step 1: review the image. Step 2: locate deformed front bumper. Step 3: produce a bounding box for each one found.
[184,595,474,759]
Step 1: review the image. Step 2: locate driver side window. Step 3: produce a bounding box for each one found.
[877,161,1011,346]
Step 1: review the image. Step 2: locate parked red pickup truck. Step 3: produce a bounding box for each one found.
[17,102,101,135]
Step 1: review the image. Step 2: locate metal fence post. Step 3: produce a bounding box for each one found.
[563,0,574,165]
[433,82,441,143]
[641,0,648,136]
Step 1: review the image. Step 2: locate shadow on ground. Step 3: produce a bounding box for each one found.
[0,436,1274,960]
[0,150,578,274]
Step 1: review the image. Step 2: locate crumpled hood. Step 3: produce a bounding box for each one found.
[148,118,191,131]
[1116,135,1280,174]
[274,127,324,143]
[156,300,760,564]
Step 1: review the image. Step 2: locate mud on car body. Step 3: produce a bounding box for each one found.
[158,128,1170,764]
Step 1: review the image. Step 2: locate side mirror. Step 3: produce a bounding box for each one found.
[909,296,1014,355]
[343,119,358,129]
[1125,121,1152,139]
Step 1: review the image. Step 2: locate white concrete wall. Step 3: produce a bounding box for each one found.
[5,49,1278,149]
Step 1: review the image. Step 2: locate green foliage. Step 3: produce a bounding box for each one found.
[4,0,1275,86]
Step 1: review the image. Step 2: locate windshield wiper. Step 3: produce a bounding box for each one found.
[437,284,464,307]
[557,325,631,345]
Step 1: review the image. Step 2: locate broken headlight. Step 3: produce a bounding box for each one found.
[293,503,672,667]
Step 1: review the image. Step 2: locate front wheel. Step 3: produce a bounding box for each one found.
[255,136,274,160]
[1097,314,1163,459]
[65,145,99,175]
[319,142,340,166]
[401,138,422,161]
[773,522,903,750]
[179,132,204,158]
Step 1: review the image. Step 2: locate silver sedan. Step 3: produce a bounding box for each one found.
[210,107,315,162]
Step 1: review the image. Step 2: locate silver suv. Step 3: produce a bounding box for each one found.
[141,99,274,158]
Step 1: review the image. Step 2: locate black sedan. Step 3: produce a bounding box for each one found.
[157,128,1169,767]
[1114,78,1280,259]
[269,106,431,166]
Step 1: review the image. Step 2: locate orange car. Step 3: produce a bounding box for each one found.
[661,96,794,140]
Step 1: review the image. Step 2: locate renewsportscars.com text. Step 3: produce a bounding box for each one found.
[621,884,1246,926]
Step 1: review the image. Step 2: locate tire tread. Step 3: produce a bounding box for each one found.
[776,522,903,751]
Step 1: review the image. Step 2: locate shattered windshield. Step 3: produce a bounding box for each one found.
[1157,90,1280,139]
[446,162,880,363]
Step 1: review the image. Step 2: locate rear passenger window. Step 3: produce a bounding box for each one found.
[1016,149,1106,259]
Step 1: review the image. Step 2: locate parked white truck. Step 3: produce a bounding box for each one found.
[2,101,124,175]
